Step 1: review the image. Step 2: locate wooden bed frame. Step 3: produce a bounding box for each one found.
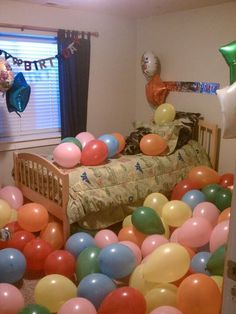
[13,120,219,241]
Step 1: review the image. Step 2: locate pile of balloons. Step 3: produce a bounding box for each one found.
[53,131,126,168]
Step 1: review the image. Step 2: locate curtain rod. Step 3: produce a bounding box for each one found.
[0,23,99,37]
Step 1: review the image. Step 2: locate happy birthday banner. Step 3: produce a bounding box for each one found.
[0,38,80,71]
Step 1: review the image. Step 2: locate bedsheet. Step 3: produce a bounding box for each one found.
[67,140,211,230]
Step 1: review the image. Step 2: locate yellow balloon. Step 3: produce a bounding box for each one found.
[145,283,178,312]
[161,218,170,239]
[143,192,168,216]
[129,264,158,295]
[162,200,192,227]
[154,103,176,125]
[9,208,18,222]
[34,274,77,313]
[211,275,223,293]
[143,243,190,283]
[0,199,11,228]
[122,215,133,228]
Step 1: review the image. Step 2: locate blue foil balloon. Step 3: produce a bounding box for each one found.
[190,251,211,275]
[65,232,96,258]
[98,134,119,158]
[181,189,206,209]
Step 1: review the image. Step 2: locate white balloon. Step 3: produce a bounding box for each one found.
[216,82,236,139]
[141,51,160,80]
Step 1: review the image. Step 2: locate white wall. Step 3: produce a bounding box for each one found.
[136,1,236,174]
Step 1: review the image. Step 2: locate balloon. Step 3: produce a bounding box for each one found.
[201,184,221,203]
[141,51,160,80]
[57,297,97,314]
[209,220,229,252]
[122,214,132,228]
[65,232,96,258]
[143,192,168,216]
[0,283,24,313]
[94,229,118,248]
[219,172,234,188]
[0,58,14,92]
[0,186,23,209]
[118,225,146,247]
[131,206,165,235]
[76,246,101,281]
[181,190,206,209]
[146,74,169,106]
[111,132,126,154]
[190,251,211,275]
[40,221,64,250]
[98,243,136,279]
[77,273,116,309]
[219,40,236,84]
[98,134,119,158]
[154,103,176,125]
[215,188,232,211]
[141,234,169,257]
[0,199,11,228]
[217,207,231,223]
[120,240,142,265]
[6,230,35,251]
[44,250,75,278]
[140,134,167,156]
[149,306,182,314]
[193,202,220,226]
[98,286,147,314]
[207,245,226,276]
[187,166,220,189]
[23,238,53,272]
[9,208,18,222]
[18,304,51,314]
[34,274,77,313]
[61,136,82,150]
[211,276,223,293]
[143,243,190,283]
[75,131,95,149]
[178,217,212,248]
[171,179,199,200]
[53,142,81,168]
[162,200,192,227]
[17,202,49,232]
[80,139,108,166]
[177,273,221,314]
[0,248,26,283]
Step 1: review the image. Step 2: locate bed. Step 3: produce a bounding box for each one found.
[13,118,219,241]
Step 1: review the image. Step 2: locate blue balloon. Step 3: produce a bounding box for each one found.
[181,189,206,209]
[65,232,95,258]
[98,134,119,158]
[77,273,116,309]
[0,248,26,283]
[190,251,212,275]
[98,243,136,279]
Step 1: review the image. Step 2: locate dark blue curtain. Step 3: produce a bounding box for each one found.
[57,30,91,138]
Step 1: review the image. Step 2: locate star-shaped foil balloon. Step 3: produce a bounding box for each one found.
[219,40,236,84]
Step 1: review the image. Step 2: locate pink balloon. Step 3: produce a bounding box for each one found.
[53,142,81,168]
[178,217,213,248]
[150,305,182,314]
[209,220,229,252]
[95,229,119,248]
[57,297,97,314]
[0,283,25,313]
[193,202,220,227]
[120,240,142,265]
[0,186,23,209]
[141,235,169,257]
[75,132,95,149]
[170,228,181,243]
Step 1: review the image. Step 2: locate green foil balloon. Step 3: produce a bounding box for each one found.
[202,184,221,203]
[215,188,232,211]
[76,246,101,281]
[207,245,226,276]
[18,304,50,314]
[61,137,82,150]
[131,206,165,235]
[219,40,236,84]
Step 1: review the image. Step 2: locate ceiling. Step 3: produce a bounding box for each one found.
[10,0,234,19]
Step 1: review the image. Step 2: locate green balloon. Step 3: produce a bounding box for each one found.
[219,40,236,84]
[207,245,226,276]
[202,184,221,203]
[76,246,101,281]
[215,188,232,211]
[61,137,82,150]
[131,206,165,235]
[18,304,50,314]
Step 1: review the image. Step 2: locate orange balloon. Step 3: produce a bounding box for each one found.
[188,166,220,189]
[217,207,231,223]
[111,132,126,154]
[118,225,147,247]
[177,273,222,314]
[140,134,167,156]
[40,222,64,250]
[18,202,49,232]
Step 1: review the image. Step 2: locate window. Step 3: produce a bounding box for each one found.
[0,32,61,150]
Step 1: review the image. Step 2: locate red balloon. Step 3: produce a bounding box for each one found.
[219,172,234,188]
[4,221,23,233]
[171,179,199,200]
[98,286,147,314]
[44,250,76,279]
[23,238,53,272]
[7,230,35,251]
[81,139,108,166]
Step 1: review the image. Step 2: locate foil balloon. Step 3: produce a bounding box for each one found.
[216,81,236,139]
[146,74,169,107]
[219,40,236,84]
[141,51,160,80]
[0,58,14,92]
